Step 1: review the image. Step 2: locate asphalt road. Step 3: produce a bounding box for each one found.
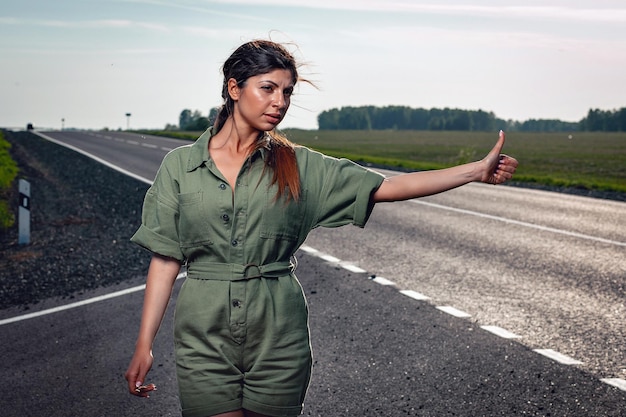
[1,130,624,416]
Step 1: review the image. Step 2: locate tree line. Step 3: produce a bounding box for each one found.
[318,106,626,132]
[169,106,626,132]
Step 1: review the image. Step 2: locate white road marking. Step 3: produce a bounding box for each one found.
[141,143,158,149]
[299,245,319,254]
[534,349,583,365]
[436,305,472,318]
[341,264,367,273]
[297,246,617,380]
[400,290,430,300]
[371,276,398,287]
[600,378,626,392]
[35,132,154,185]
[481,325,521,339]
[412,200,626,247]
[319,254,341,263]
[0,272,187,326]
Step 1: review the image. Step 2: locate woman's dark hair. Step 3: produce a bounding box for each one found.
[215,40,304,201]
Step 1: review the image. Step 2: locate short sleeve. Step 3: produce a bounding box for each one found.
[308,152,385,229]
[130,158,184,261]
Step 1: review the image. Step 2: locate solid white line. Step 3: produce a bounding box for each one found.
[600,378,626,392]
[534,349,583,365]
[0,272,187,326]
[411,200,626,247]
[400,290,430,300]
[35,132,154,185]
[481,325,521,339]
[436,306,471,318]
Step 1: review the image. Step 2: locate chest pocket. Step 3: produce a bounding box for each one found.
[178,191,214,248]
[260,189,308,241]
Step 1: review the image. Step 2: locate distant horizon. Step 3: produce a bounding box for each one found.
[7,104,598,132]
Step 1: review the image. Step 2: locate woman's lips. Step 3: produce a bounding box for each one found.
[265,113,281,124]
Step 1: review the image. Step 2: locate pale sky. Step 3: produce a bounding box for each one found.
[2,0,626,130]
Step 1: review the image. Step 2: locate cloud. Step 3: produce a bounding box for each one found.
[0,17,171,32]
[116,0,271,22]
[207,0,626,23]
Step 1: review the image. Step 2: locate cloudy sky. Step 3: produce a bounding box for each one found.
[1,0,625,130]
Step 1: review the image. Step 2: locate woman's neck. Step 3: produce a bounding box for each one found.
[211,118,262,154]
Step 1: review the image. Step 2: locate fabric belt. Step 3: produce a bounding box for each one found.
[186,260,296,281]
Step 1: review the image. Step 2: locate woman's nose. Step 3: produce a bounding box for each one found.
[273,91,286,109]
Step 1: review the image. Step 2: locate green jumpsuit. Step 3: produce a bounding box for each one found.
[131,128,385,417]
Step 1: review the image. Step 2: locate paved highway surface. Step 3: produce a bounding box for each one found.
[1,130,624,416]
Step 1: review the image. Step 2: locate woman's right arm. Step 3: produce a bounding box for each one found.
[125,253,181,397]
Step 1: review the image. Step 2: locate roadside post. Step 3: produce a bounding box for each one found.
[18,179,30,245]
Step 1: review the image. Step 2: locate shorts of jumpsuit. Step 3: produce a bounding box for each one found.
[131,128,385,417]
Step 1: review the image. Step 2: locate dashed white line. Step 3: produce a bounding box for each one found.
[319,254,341,263]
[481,325,521,339]
[600,378,626,392]
[533,349,583,365]
[400,289,430,301]
[370,276,398,287]
[436,305,472,318]
[299,245,319,254]
[141,143,158,149]
[305,244,622,392]
[341,264,367,273]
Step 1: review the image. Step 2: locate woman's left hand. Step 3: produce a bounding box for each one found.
[480,130,519,185]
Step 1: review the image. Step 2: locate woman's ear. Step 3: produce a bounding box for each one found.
[227,78,240,101]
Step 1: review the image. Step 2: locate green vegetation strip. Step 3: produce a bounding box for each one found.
[0,131,19,228]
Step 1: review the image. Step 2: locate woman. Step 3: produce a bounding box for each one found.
[125,40,518,417]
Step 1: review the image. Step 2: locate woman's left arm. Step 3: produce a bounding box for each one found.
[372,130,518,203]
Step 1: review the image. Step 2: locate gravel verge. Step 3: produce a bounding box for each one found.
[0,131,151,310]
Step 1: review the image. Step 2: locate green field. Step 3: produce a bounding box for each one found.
[144,129,626,194]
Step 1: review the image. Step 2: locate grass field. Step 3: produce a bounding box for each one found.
[144,129,626,194]
[284,129,626,193]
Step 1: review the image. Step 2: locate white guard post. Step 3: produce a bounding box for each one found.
[18,179,30,245]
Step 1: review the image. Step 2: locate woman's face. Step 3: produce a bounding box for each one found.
[230,68,294,132]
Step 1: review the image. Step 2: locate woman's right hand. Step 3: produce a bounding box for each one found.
[125,347,157,397]
[124,254,180,397]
